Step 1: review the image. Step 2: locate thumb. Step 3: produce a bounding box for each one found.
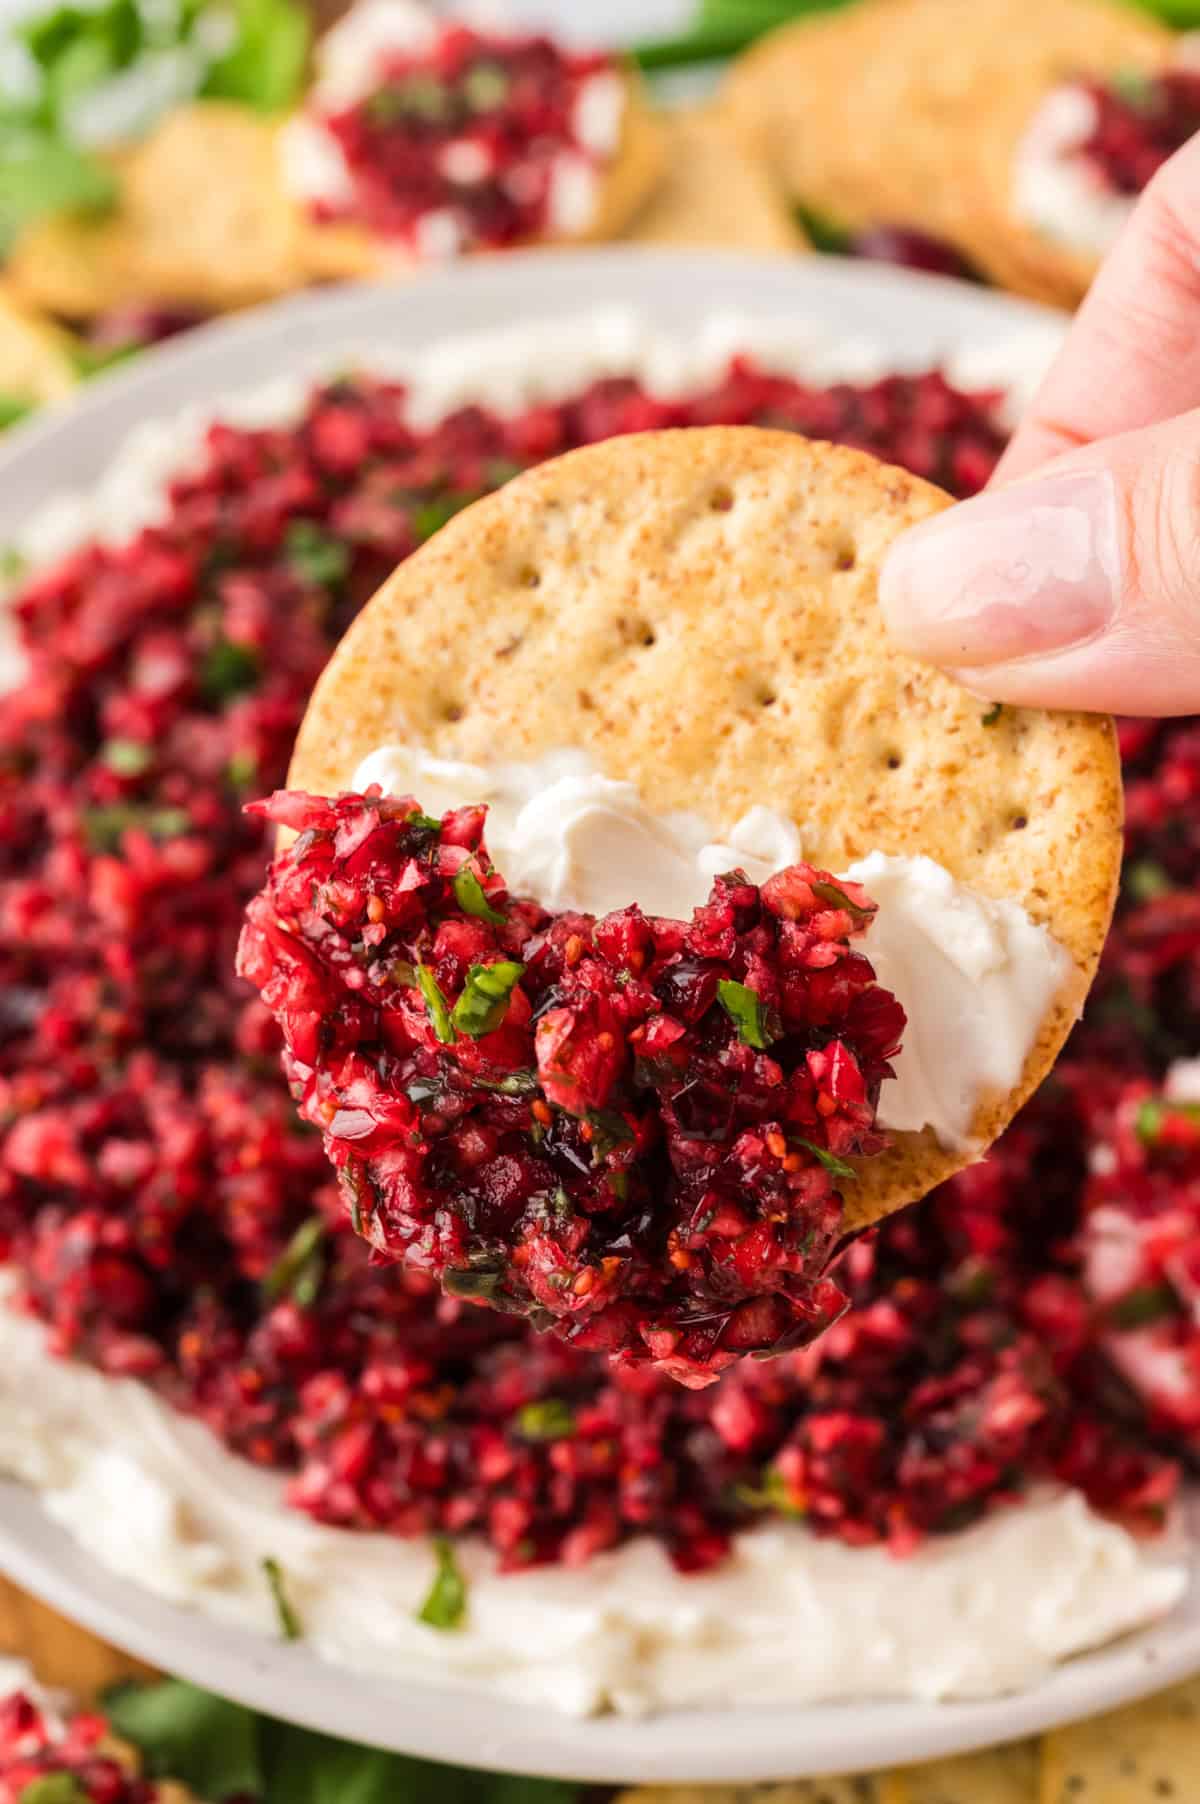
[879,408,1200,716]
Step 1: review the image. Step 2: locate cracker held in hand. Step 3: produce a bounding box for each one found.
[288,426,1120,1239]
[722,0,1171,301]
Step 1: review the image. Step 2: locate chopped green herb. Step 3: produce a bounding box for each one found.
[204,0,310,113]
[453,865,506,924]
[1127,860,1174,903]
[585,1106,635,1163]
[19,1778,88,1804]
[226,749,259,788]
[101,736,153,776]
[263,1214,327,1309]
[199,636,260,703]
[407,809,442,833]
[981,702,1004,726]
[261,1554,303,1640]
[794,1137,856,1182]
[476,1068,539,1097]
[1109,1281,1180,1329]
[368,73,452,125]
[0,392,33,431]
[417,1536,467,1630]
[515,1397,575,1441]
[734,1462,804,1517]
[793,201,853,253]
[443,1263,503,1301]
[463,61,509,110]
[810,879,873,924]
[1135,1097,1200,1144]
[1111,65,1154,106]
[412,491,473,542]
[416,963,456,1044]
[716,978,777,1049]
[343,1162,368,1235]
[82,802,189,852]
[451,959,524,1038]
[285,518,349,588]
[0,545,27,585]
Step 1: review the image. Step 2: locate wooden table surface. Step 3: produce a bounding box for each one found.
[0,1574,156,1699]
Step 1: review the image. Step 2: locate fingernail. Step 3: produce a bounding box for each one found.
[879,470,1122,667]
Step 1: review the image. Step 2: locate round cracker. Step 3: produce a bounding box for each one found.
[289,427,1121,1230]
[621,104,807,255]
[296,67,664,282]
[0,283,78,404]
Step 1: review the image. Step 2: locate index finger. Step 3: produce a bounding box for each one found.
[996,131,1200,483]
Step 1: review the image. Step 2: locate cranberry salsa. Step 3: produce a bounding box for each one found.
[0,348,1191,1579]
[0,1689,151,1804]
[304,23,623,253]
[1075,66,1200,193]
[240,792,904,1386]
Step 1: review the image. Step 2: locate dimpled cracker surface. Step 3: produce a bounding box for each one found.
[1040,1676,1200,1801]
[880,1742,1038,1803]
[289,427,1122,1230]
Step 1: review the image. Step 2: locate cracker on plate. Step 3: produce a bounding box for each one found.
[297,66,665,281]
[621,104,807,255]
[722,0,1170,294]
[288,426,1121,1232]
[1040,1677,1200,1802]
[0,284,77,407]
[879,1741,1038,1803]
[8,103,311,318]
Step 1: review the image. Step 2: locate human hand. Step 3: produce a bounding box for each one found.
[880,134,1200,716]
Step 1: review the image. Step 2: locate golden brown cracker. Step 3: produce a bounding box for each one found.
[10,103,310,318]
[0,284,78,407]
[622,104,806,255]
[880,1742,1038,1804]
[723,0,1171,286]
[289,427,1121,1230]
[1040,1676,1200,1802]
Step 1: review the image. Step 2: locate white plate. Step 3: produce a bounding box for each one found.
[0,249,1194,1785]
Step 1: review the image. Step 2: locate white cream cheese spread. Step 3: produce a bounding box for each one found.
[353,746,1073,1152]
[0,1293,1185,1717]
[1012,84,1134,260]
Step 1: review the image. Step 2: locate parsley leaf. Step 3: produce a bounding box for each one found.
[285,519,349,589]
[451,960,524,1038]
[19,1779,88,1804]
[0,392,34,430]
[453,865,506,924]
[515,1398,575,1441]
[416,962,456,1043]
[716,978,777,1049]
[810,879,873,924]
[412,491,472,542]
[100,736,153,775]
[795,1137,857,1181]
[203,0,310,112]
[200,635,260,703]
[262,1554,303,1640]
[1135,1098,1200,1144]
[82,802,189,851]
[263,1214,326,1308]
[417,1536,467,1630]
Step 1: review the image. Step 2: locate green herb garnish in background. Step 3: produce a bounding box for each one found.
[0,393,35,431]
[515,1398,576,1441]
[261,1554,304,1640]
[263,1213,327,1309]
[285,519,350,589]
[18,1778,89,1804]
[417,962,456,1043]
[0,0,309,253]
[418,1536,468,1631]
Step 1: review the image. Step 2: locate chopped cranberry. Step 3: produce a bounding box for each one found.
[1077,69,1200,196]
[0,1689,156,1803]
[309,24,619,252]
[847,226,979,282]
[239,792,903,1387]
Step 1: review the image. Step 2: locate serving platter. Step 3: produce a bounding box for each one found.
[0,248,1195,1784]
